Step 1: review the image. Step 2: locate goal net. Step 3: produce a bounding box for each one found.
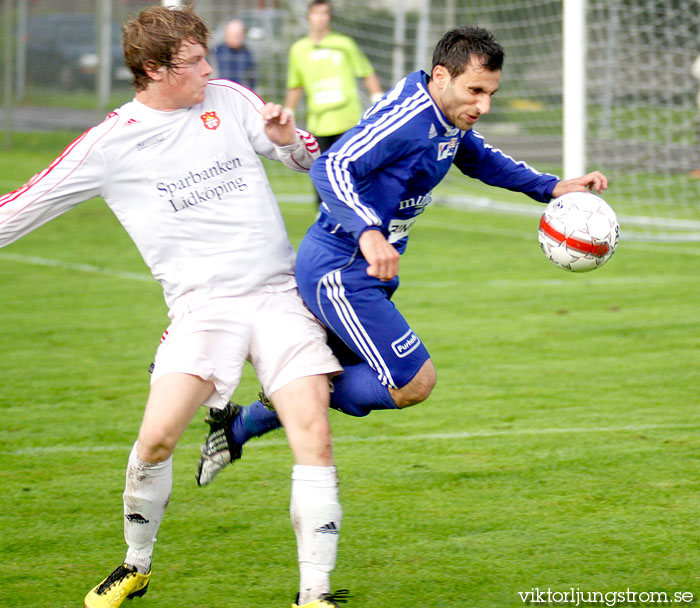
[427,0,700,241]
[256,0,700,240]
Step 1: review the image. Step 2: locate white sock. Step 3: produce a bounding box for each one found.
[290,465,341,605]
[122,441,172,574]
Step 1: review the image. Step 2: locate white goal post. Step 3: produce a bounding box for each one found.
[563,0,586,179]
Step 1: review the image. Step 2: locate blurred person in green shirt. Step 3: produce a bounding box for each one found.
[285,0,383,204]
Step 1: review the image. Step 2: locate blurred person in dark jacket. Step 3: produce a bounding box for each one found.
[215,19,256,89]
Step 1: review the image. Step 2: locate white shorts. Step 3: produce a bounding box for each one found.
[150,288,341,409]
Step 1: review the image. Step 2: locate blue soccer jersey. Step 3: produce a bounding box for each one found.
[309,70,558,251]
[298,70,560,389]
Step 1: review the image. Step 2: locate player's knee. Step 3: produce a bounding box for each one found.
[418,377,436,404]
[393,361,437,408]
[137,431,176,463]
[421,360,437,393]
[300,416,334,459]
[287,421,334,466]
[403,378,435,407]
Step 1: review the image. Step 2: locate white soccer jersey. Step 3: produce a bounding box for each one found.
[0,79,320,309]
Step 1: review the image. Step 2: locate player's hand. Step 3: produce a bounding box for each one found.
[552,171,608,197]
[358,229,400,281]
[261,103,296,146]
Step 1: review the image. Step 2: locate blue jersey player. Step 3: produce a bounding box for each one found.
[195,26,608,496]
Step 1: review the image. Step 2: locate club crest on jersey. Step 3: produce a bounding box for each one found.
[437,137,459,161]
[200,111,221,130]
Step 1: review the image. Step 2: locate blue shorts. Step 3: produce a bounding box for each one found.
[296,223,431,389]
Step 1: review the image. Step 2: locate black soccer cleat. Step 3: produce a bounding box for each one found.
[195,402,243,487]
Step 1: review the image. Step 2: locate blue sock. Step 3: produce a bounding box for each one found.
[229,362,399,443]
[231,400,282,445]
[330,363,398,417]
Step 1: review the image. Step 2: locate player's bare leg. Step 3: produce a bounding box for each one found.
[85,373,215,608]
[270,374,345,606]
[137,373,215,462]
[270,374,333,465]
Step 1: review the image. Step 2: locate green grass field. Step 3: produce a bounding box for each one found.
[1,132,699,608]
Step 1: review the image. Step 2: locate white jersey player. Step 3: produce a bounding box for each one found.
[0,6,346,608]
[2,75,307,309]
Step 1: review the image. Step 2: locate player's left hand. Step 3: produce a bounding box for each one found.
[261,103,297,146]
[552,171,608,197]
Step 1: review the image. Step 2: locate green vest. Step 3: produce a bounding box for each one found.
[287,31,374,136]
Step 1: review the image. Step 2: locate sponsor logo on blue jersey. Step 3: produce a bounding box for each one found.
[392,329,421,358]
[397,193,432,212]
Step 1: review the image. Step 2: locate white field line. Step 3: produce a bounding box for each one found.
[3,213,699,288]
[6,422,699,456]
[0,252,152,282]
[1,195,698,284]
[416,217,700,253]
[1,247,696,291]
[610,241,700,256]
[264,195,700,243]
[406,273,693,290]
[436,194,700,240]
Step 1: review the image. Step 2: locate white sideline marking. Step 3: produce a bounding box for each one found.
[615,242,700,256]
[406,273,694,290]
[437,194,700,237]
[3,249,698,291]
[0,252,152,282]
[4,232,697,289]
[7,423,699,456]
[2,194,699,284]
[418,216,700,250]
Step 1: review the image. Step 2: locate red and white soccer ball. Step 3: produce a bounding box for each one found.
[538,191,619,272]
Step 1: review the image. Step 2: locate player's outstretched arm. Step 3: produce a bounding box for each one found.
[0,120,110,248]
[552,171,608,197]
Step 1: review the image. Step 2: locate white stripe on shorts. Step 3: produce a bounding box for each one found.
[320,269,397,388]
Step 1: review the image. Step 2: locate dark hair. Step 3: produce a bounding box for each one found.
[308,0,331,12]
[431,26,504,78]
[122,5,210,92]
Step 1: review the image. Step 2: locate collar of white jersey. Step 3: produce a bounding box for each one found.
[130,96,197,120]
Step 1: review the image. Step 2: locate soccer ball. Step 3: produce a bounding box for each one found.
[538,192,619,272]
